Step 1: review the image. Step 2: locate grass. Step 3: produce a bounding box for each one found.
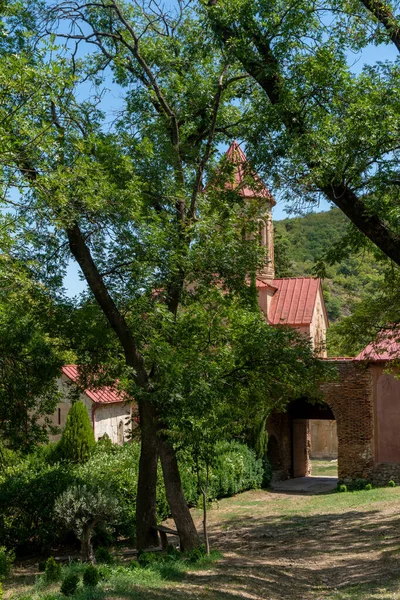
[4,549,221,600]
[6,486,400,600]
[310,458,338,477]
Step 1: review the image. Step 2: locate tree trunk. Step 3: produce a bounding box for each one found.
[158,438,201,551]
[202,463,210,555]
[135,399,160,550]
[81,525,95,563]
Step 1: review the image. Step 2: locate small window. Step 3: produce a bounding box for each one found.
[58,408,61,425]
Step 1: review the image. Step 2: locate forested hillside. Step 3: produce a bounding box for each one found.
[274,209,383,332]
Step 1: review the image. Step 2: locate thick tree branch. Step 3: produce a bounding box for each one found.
[359,0,400,51]
[206,2,400,266]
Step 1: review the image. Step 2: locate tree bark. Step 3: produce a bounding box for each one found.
[158,437,201,551]
[81,525,95,563]
[359,0,400,52]
[136,400,160,550]
[66,223,159,550]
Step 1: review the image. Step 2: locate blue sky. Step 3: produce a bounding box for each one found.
[62,7,398,296]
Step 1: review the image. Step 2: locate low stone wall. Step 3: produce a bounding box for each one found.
[370,464,400,486]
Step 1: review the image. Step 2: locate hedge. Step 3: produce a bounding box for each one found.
[0,440,263,553]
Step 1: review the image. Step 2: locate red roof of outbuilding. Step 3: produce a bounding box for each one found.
[61,365,127,405]
[260,277,322,326]
[224,141,276,205]
[356,330,400,361]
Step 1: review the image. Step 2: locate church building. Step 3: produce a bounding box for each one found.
[225,141,329,357]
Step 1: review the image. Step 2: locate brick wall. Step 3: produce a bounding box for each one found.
[320,360,374,481]
[267,360,375,482]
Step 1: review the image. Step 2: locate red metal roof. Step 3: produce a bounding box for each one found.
[356,330,400,361]
[224,141,276,205]
[61,365,127,404]
[262,277,321,326]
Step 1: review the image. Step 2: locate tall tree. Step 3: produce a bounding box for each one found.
[204,0,400,266]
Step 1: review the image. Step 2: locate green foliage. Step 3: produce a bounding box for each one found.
[365,483,373,491]
[83,565,99,587]
[388,480,396,488]
[0,460,76,551]
[94,547,113,565]
[0,439,264,554]
[54,484,121,561]
[186,545,207,563]
[337,484,347,493]
[0,581,2,600]
[207,441,263,499]
[57,402,95,464]
[44,557,62,583]
[60,573,79,596]
[261,456,273,488]
[274,210,384,326]
[137,551,159,568]
[0,546,14,580]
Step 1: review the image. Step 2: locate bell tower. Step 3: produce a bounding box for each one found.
[225,141,275,281]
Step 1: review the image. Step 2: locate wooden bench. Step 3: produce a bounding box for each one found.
[152,525,183,550]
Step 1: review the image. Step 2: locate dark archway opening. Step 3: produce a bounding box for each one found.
[288,399,337,479]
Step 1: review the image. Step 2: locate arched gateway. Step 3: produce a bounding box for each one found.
[265,359,400,484]
[225,141,400,485]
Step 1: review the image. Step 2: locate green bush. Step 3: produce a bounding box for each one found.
[208,441,263,499]
[352,478,367,490]
[0,440,262,554]
[365,483,373,491]
[45,557,62,583]
[0,461,76,552]
[262,456,273,488]
[57,401,95,463]
[338,484,347,493]
[83,564,100,587]
[94,547,113,565]
[0,581,3,600]
[137,551,159,568]
[0,546,15,580]
[388,480,396,487]
[60,573,79,596]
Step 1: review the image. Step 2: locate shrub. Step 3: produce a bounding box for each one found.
[137,551,159,568]
[83,565,99,587]
[54,484,121,563]
[57,401,95,463]
[0,582,3,600]
[389,480,396,487]
[0,546,15,580]
[365,483,373,491]
[0,461,76,552]
[186,545,207,563]
[45,557,62,583]
[262,456,273,488]
[94,547,113,565]
[60,573,79,596]
[338,484,347,493]
[207,441,263,499]
[353,478,367,490]
[0,439,262,555]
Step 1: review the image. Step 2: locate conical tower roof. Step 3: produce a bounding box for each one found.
[224,141,276,205]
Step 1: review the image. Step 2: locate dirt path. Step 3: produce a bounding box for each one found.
[163,488,400,599]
